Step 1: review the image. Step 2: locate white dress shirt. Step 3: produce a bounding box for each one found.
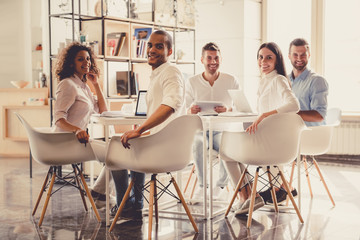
[257,70,299,114]
[53,75,99,131]
[185,72,239,110]
[146,62,186,134]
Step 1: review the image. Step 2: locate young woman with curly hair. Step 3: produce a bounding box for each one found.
[53,42,109,207]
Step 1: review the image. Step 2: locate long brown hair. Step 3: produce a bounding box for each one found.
[257,42,287,77]
[55,42,99,81]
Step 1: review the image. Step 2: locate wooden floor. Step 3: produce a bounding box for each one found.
[1,158,360,240]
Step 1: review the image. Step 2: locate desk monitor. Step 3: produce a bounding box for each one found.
[228,89,254,113]
[135,90,147,116]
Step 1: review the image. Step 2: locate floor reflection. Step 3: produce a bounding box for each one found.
[1,158,360,240]
[33,212,101,240]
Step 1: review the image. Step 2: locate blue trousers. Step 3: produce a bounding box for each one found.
[111,170,145,210]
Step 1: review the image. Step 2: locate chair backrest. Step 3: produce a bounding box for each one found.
[326,108,341,126]
[220,113,306,166]
[300,108,342,155]
[106,115,203,173]
[15,113,97,166]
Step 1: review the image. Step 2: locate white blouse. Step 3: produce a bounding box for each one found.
[53,75,99,131]
[257,70,299,114]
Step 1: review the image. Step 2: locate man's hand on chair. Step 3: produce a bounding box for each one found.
[121,129,141,149]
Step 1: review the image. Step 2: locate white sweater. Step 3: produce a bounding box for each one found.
[257,70,299,114]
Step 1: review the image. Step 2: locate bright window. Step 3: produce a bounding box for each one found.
[324,0,360,111]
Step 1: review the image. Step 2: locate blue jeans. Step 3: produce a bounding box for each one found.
[193,131,228,188]
[111,170,145,210]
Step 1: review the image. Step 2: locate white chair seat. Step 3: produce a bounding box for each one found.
[15,113,101,226]
[106,115,203,239]
[289,108,342,206]
[220,113,306,228]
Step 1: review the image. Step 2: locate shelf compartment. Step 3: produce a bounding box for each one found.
[130,23,153,60]
[104,20,130,58]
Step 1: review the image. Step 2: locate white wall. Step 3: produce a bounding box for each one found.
[0,0,26,88]
[0,0,42,89]
[195,0,261,107]
[195,0,245,81]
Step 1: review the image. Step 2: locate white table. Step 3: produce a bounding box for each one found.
[90,115,146,226]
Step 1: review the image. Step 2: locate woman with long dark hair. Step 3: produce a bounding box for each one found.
[224,42,300,216]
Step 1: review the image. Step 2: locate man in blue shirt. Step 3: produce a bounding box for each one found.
[288,38,329,126]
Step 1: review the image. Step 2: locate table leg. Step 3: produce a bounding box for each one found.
[208,122,213,219]
[89,120,94,187]
[105,125,110,226]
[203,129,207,219]
[30,149,32,179]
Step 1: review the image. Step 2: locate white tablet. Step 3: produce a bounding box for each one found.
[194,101,224,113]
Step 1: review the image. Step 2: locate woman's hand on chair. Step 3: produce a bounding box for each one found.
[246,110,277,134]
[75,129,89,144]
[246,113,268,134]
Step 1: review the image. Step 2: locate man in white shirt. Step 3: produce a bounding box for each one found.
[111,30,186,220]
[186,42,239,199]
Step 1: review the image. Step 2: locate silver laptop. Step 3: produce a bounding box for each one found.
[220,89,257,116]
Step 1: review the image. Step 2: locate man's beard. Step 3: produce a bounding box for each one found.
[292,61,307,71]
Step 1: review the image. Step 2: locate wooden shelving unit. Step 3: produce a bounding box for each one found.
[47,0,196,117]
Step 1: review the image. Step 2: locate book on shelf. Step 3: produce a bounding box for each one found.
[107,32,126,56]
[116,71,130,96]
[130,71,139,96]
[115,33,126,56]
[133,27,152,58]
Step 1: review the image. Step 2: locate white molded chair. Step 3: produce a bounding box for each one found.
[15,113,101,226]
[106,115,202,238]
[219,113,306,228]
[288,108,341,207]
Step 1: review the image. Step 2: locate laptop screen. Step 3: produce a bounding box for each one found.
[228,89,253,113]
[135,90,147,116]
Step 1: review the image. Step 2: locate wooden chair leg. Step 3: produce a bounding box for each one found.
[190,176,198,199]
[247,168,260,228]
[267,166,278,212]
[73,165,88,211]
[278,170,304,223]
[303,157,313,198]
[154,177,159,224]
[171,177,199,233]
[38,169,56,227]
[33,168,51,216]
[285,160,297,206]
[312,157,336,206]
[225,168,248,217]
[77,168,101,222]
[109,180,134,232]
[148,175,156,240]
[184,164,195,194]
